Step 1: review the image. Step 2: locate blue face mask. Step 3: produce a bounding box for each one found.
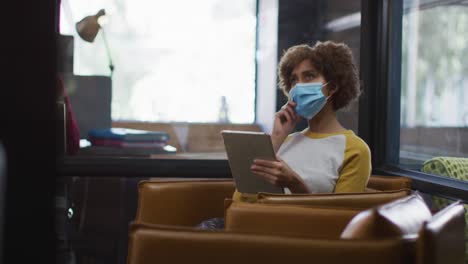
[289,82,329,120]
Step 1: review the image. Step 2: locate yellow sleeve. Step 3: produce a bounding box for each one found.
[334,134,371,193]
[232,189,258,203]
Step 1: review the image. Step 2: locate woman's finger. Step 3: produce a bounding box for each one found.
[251,164,280,177]
[253,159,280,168]
[276,110,290,123]
[285,105,297,122]
[287,101,297,107]
[252,170,281,186]
[281,109,293,123]
[287,102,298,117]
[287,104,301,121]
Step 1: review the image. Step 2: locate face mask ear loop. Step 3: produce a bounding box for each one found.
[322,81,332,100]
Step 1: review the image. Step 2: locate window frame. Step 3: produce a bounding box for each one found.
[359,0,468,202]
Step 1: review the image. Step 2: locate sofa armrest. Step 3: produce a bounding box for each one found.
[417,201,466,264]
[368,175,412,191]
[257,189,411,209]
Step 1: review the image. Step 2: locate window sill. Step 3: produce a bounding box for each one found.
[374,165,468,203]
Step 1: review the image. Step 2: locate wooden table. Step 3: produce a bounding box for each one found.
[58,152,231,178]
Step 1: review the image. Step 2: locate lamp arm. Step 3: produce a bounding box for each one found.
[100,28,114,76]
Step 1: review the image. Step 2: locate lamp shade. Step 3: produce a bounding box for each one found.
[75,9,106,42]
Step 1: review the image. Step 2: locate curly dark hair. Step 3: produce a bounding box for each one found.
[278,41,360,111]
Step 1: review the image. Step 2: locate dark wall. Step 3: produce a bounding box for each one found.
[276,0,361,133]
[64,74,112,139]
[0,1,57,263]
[276,0,326,131]
[277,0,326,57]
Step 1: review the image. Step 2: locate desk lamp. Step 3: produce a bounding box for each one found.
[75,9,115,76]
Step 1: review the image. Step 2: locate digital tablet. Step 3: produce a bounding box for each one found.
[221,130,284,194]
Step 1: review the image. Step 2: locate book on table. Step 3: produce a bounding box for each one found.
[84,128,176,156]
[89,138,168,148]
[88,128,170,142]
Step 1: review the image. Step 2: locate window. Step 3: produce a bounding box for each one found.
[359,0,468,202]
[60,0,257,123]
[400,1,468,166]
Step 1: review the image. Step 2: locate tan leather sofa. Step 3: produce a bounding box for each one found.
[129,184,411,263]
[128,180,465,264]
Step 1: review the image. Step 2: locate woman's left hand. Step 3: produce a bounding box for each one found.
[251,156,310,193]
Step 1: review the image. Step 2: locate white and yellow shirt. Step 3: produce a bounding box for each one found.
[279,129,371,193]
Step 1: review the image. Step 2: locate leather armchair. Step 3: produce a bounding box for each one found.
[129,182,412,263]
[128,183,465,264]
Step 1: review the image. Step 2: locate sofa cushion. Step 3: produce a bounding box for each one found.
[340,194,432,239]
[256,189,411,209]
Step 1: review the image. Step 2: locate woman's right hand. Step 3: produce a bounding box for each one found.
[271,101,301,151]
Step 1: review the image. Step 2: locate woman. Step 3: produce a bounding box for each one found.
[196,41,371,229]
[233,41,371,202]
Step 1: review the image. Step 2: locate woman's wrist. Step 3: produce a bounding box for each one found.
[288,177,309,193]
[271,133,288,153]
